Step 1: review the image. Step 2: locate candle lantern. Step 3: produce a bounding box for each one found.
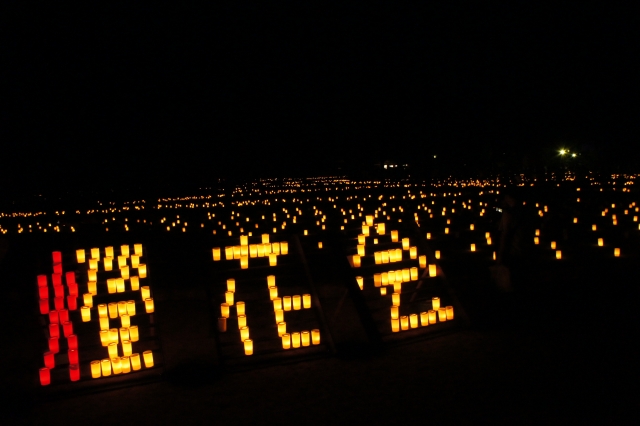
[363,225,370,236]
[59,309,69,323]
[99,330,109,346]
[141,286,151,301]
[101,359,112,376]
[357,234,366,245]
[39,368,51,386]
[291,332,301,348]
[39,299,49,315]
[62,321,73,337]
[438,308,447,321]
[44,351,55,369]
[88,269,97,282]
[48,337,59,353]
[390,306,399,319]
[91,360,101,378]
[428,310,437,324]
[143,350,154,368]
[121,314,130,328]
[49,323,60,339]
[446,306,454,320]
[118,301,127,316]
[238,315,247,328]
[429,265,437,277]
[121,266,130,280]
[112,357,122,375]
[88,281,97,296]
[90,248,100,259]
[410,246,417,259]
[268,254,277,266]
[49,310,59,324]
[381,272,389,286]
[352,255,361,267]
[400,315,409,330]
[108,342,118,358]
[236,301,245,316]
[121,356,131,374]
[121,245,130,257]
[470,244,476,252]
[240,326,249,342]
[119,327,130,342]
[614,248,620,257]
[311,329,321,345]
[293,295,302,310]
[212,248,221,261]
[374,273,382,287]
[129,326,139,342]
[51,271,62,287]
[218,317,227,332]
[130,276,140,291]
[556,250,562,259]
[225,247,234,260]
[108,303,118,319]
[145,298,154,313]
[357,244,365,256]
[54,297,65,311]
[391,230,399,242]
[432,297,440,310]
[392,293,400,306]
[107,328,118,345]
[420,311,429,326]
[138,264,147,278]
[374,252,382,264]
[435,250,441,259]
[303,294,311,309]
[402,238,410,250]
[278,321,286,337]
[89,258,99,270]
[273,297,282,311]
[283,296,292,311]
[410,267,418,281]
[68,348,79,364]
[301,331,310,346]
[393,283,402,294]
[244,339,253,355]
[402,269,410,282]
[267,275,276,288]
[54,285,65,299]
[76,249,86,263]
[282,333,291,349]
[598,238,604,247]
[275,309,284,323]
[83,293,93,308]
[534,237,539,245]
[126,300,136,316]
[134,244,143,256]
[131,353,142,371]
[39,286,49,300]
[356,276,364,290]
[280,242,289,255]
[391,318,400,332]
[410,313,419,328]
[551,241,556,250]
[241,256,249,269]
[269,286,278,300]
[227,278,236,292]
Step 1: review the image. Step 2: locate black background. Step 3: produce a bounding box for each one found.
[2,3,638,195]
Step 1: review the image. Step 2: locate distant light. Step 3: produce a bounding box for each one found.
[572,153,576,158]
[559,149,566,155]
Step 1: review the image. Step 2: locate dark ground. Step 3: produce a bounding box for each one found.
[1,201,638,425]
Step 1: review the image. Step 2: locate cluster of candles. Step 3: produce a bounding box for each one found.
[212,234,289,268]
[38,252,81,385]
[348,216,453,334]
[38,244,155,385]
[216,234,321,355]
[77,244,155,378]
[390,297,454,332]
[218,278,254,355]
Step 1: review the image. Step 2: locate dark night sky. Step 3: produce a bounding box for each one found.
[1,3,638,194]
